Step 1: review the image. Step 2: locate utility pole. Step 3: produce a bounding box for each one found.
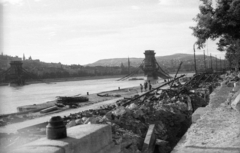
[203,49,206,71]
[193,43,198,74]
[215,56,218,72]
[223,60,226,70]
[210,53,213,70]
[220,57,222,72]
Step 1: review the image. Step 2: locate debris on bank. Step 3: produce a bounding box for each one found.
[1,72,238,153]
[56,96,89,107]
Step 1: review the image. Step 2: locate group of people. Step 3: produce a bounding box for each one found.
[140,80,152,92]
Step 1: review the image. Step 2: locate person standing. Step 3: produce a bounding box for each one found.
[144,81,148,91]
[140,84,143,92]
[149,83,152,91]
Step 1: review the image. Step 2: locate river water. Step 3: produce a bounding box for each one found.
[0,77,146,114]
[0,72,193,115]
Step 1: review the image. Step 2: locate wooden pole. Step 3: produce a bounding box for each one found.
[215,56,218,72]
[220,57,222,72]
[203,50,206,71]
[170,61,183,88]
[210,53,213,70]
[193,43,198,74]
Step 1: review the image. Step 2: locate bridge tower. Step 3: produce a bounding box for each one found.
[6,61,25,85]
[141,50,171,84]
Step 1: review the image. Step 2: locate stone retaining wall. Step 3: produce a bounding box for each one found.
[10,124,120,153]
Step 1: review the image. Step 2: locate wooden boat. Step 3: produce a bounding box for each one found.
[17,101,55,112]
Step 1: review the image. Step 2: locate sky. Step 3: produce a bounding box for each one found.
[1,0,226,65]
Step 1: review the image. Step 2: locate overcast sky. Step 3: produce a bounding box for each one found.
[1,0,225,65]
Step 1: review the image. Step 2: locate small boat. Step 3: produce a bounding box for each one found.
[17,102,55,112]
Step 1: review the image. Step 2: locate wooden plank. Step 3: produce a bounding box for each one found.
[142,124,156,153]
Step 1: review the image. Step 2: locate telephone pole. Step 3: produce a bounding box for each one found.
[193,43,198,74]
[210,53,213,70]
[215,56,218,72]
[203,50,206,71]
[220,57,222,72]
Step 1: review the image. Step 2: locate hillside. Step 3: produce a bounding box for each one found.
[87,53,215,67]
[87,53,228,73]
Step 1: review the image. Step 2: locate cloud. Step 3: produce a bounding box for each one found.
[158,0,179,5]
[3,0,205,65]
[158,0,200,7]
[2,0,23,5]
[131,5,140,10]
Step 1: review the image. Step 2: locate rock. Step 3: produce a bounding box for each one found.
[105,111,113,120]
[75,119,82,125]
[128,103,138,110]
[156,139,168,146]
[133,109,144,118]
[66,120,76,128]
[89,116,100,124]
[231,93,240,113]
[112,106,127,116]
[98,115,108,123]
[83,118,90,124]
[227,82,234,87]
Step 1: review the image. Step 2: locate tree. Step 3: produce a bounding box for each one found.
[218,36,240,70]
[191,0,240,71]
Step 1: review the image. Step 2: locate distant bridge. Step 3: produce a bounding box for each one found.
[0,61,43,85]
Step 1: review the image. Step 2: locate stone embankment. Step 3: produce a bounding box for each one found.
[172,72,240,153]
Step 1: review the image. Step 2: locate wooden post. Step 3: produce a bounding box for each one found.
[193,43,198,74]
[142,124,156,153]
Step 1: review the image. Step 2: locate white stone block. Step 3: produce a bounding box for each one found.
[231,93,240,113]
[12,124,119,153]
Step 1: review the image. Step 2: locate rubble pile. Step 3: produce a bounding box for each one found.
[59,73,221,153]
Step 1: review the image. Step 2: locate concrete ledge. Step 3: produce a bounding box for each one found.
[173,146,240,153]
[191,107,209,123]
[11,124,120,153]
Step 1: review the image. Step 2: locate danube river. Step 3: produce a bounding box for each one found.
[0,77,146,114]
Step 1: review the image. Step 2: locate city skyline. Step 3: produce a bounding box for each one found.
[2,0,226,65]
